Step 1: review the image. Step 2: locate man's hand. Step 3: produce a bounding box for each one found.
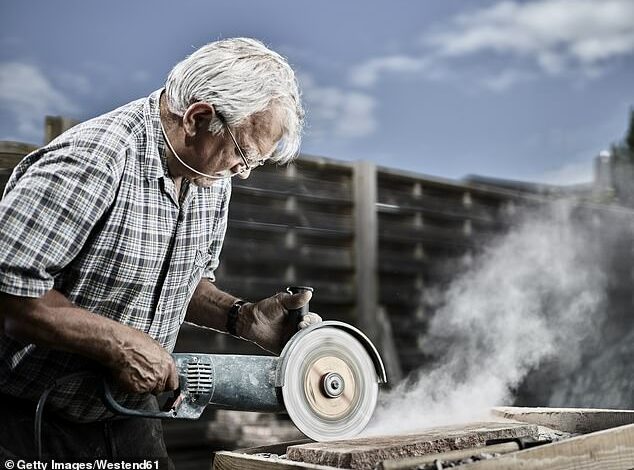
[237,290,322,354]
[109,328,179,395]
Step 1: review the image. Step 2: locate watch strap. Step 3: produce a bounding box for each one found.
[226,299,247,337]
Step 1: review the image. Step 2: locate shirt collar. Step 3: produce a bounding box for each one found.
[142,88,170,181]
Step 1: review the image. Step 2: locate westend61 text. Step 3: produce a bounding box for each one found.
[13,460,160,470]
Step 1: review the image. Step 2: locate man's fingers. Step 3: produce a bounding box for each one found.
[298,313,322,329]
[279,289,312,310]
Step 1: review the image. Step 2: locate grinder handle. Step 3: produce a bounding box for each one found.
[100,378,183,419]
[286,285,313,329]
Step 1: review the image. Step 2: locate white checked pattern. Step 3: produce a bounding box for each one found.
[0,89,231,421]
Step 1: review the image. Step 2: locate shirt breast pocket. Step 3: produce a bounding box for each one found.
[194,249,212,269]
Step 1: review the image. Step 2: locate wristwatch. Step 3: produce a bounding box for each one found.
[226,299,248,337]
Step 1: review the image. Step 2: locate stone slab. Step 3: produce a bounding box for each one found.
[287,421,539,469]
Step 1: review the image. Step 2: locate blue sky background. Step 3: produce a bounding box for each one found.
[1,0,633,184]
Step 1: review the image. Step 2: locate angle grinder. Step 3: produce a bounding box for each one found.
[102,286,388,441]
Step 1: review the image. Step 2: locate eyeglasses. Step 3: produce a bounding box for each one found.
[216,112,266,174]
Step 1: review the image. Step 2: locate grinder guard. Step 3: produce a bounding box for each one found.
[276,320,388,387]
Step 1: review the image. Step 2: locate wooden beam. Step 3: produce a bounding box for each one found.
[287,421,539,469]
[459,423,634,470]
[492,407,634,434]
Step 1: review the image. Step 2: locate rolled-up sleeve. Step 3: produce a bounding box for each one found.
[202,181,231,282]
[0,148,118,297]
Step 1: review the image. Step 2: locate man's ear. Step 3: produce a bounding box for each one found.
[182,102,216,137]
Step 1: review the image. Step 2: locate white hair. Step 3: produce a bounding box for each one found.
[164,38,304,164]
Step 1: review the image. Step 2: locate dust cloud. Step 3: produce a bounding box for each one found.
[365,201,609,436]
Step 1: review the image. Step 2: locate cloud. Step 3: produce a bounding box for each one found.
[481,68,536,92]
[300,73,377,139]
[427,0,634,76]
[349,55,433,87]
[56,71,92,95]
[348,54,453,89]
[538,159,595,185]
[347,0,633,92]
[0,62,78,142]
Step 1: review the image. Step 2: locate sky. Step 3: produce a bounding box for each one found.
[0,0,633,184]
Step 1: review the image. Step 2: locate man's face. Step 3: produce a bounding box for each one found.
[187,106,285,187]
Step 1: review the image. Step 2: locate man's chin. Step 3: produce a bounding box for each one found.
[191,177,220,187]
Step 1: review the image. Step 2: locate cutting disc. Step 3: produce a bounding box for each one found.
[282,327,378,441]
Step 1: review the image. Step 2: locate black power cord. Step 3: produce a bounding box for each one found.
[34,371,95,459]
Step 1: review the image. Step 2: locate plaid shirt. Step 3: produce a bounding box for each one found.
[0,89,231,421]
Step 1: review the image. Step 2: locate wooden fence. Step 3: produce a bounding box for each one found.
[0,141,563,374]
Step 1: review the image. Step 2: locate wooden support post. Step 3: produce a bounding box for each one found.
[353,160,378,344]
[45,116,79,144]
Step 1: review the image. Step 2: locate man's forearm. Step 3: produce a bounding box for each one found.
[185,279,247,335]
[1,289,147,368]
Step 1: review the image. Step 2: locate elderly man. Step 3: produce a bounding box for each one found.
[0,38,319,463]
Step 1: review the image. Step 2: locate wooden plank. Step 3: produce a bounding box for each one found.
[459,423,634,470]
[492,407,634,434]
[0,140,37,166]
[214,451,336,470]
[287,421,539,469]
